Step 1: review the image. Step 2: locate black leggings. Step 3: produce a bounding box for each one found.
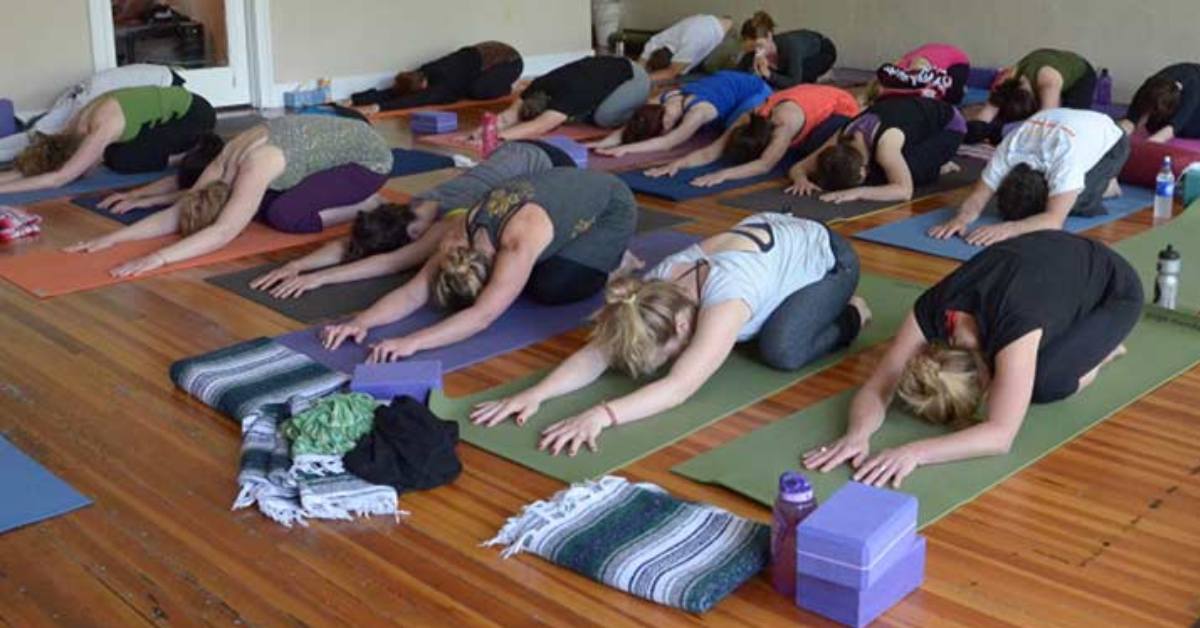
[352,59,524,112]
[801,37,838,83]
[523,256,608,305]
[944,63,970,105]
[1071,133,1131,217]
[1061,65,1098,110]
[1032,261,1142,403]
[902,128,965,186]
[103,94,216,173]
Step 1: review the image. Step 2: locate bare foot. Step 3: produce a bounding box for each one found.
[1104,178,1122,199]
[849,295,873,327]
[940,161,962,175]
[610,250,645,279]
[1105,343,1128,365]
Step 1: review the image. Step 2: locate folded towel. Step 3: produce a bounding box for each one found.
[0,205,42,242]
[484,476,769,614]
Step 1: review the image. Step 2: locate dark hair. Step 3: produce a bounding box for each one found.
[1129,76,1183,133]
[345,204,417,262]
[645,47,675,72]
[814,137,866,190]
[988,79,1038,124]
[740,10,775,40]
[392,70,427,97]
[723,113,774,164]
[622,104,666,143]
[519,90,550,121]
[176,133,225,189]
[14,132,83,175]
[996,163,1049,221]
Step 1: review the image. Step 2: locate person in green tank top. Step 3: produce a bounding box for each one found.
[965,48,1096,143]
[0,86,215,195]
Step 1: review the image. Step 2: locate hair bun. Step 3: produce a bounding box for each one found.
[605,276,644,305]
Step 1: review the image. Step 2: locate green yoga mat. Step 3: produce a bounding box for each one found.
[429,274,924,484]
[673,306,1200,528]
[1113,201,1200,311]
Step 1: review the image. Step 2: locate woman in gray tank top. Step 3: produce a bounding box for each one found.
[320,168,639,363]
[470,213,873,456]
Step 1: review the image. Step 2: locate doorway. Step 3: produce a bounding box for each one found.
[89,0,263,108]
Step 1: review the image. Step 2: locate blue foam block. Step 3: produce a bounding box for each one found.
[389,148,456,177]
[351,360,443,402]
[961,87,990,106]
[854,186,1155,261]
[0,435,91,534]
[0,98,15,138]
[797,482,918,590]
[797,536,926,627]
[1,168,168,207]
[539,135,589,168]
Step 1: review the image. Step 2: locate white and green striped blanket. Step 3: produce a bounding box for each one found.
[485,476,768,613]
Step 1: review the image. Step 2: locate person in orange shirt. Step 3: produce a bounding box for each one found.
[787,97,966,204]
[645,84,859,188]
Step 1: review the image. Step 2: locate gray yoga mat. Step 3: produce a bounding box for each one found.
[204,207,693,325]
[722,157,986,223]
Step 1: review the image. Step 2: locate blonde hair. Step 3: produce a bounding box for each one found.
[15,132,83,175]
[432,246,491,310]
[896,343,986,427]
[590,276,696,379]
[177,181,232,236]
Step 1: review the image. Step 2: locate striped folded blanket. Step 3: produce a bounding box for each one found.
[485,476,769,614]
[0,205,42,242]
[171,337,402,527]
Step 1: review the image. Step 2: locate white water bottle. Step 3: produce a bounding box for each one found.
[1155,245,1181,310]
[1154,156,1175,220]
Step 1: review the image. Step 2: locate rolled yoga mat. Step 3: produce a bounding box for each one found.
[1,168,168,207]
[852,186,1155,262]
[276,228,701,374]
[0,435,91,534]
[205,207,693,325]
[1113,199,1200,311]
[722,157,986,223]
[673,306,1200,528]
[427,274,925,484]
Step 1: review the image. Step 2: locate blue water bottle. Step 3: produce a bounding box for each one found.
[1154,156,1175,220]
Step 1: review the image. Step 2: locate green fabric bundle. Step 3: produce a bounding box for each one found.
[283,392,378,457]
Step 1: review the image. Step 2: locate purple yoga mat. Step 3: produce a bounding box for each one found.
[277,229,700,374]
[588,131,720,173]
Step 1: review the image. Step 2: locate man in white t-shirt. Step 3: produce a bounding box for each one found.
[640,14,733,82]
[929,108,1130,247]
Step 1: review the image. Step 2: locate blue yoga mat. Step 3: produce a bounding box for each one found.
[961,87,990,106]
[277,229,700,374]
[0,435,91,534]
[853,186,1155,261]
[389,147,455,177]
[71,193,166,225]
[1,168,167,207]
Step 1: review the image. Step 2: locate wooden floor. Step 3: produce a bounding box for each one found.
[1,107,1199,627]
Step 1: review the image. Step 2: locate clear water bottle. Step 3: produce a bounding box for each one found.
[1155,245,1181,309]
[771,471,819,598]
[1154,156,1175,220]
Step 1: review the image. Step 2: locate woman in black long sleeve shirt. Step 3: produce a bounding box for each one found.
[350,42,523,114]
[736,11,836,88]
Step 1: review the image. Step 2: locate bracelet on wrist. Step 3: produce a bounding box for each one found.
[600,401,619,428]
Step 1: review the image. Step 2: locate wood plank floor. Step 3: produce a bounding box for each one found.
[1,108,1198,627]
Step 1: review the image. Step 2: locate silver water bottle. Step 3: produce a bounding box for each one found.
[1155,245,1181,309]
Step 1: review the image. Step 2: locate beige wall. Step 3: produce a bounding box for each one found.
[271,0,592,84]
[0,1,95,111]
[623,0,1197,101]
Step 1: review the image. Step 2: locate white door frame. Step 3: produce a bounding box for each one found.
[87,0,274,108]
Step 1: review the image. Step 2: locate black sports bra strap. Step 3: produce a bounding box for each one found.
[729,222,775,253]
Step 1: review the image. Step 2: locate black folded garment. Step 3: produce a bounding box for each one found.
[344,396,462,492]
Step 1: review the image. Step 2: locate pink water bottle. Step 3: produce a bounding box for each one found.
[481,112,500,158]
[771,471,819,597]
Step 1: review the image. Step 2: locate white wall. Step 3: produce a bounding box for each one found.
[0,1,96,112]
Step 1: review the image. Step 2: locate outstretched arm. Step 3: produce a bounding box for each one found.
[470,341,611,427]
[499,111,568,141]
[785,132,839,195]
[0,127,114,194]
[320,249,442,351]
[964,189,1076,247]
[601,106,713,156]
[691,119,796,187]
[928,180,995,239]
[820,130,914,203]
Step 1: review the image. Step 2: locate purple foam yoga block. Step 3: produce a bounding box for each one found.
[540,135,588,168]
[796,535,926,627]
[410,111,458,134]
[0,99,15,139]
[350,360,443,402]
[796,482,917,590]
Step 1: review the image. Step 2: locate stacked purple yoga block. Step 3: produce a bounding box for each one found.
[410,111,458,134]
[0,99,16,139]
[795,482,925,627]
[350,360,443,403]
[539,135,589,168]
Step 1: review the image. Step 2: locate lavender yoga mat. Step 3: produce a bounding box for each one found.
[588,131,719,173]
[276,229,700,374]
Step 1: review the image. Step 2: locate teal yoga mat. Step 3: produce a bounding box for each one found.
[429,274,925,484]
[673,306,1200,528]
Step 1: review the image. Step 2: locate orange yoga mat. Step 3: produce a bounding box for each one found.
[416,124,611,156]
[0,188,410,298]
[366,94,518,120]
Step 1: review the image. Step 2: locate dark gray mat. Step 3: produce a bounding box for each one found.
[722,157,986,223]
[205,207,693,324]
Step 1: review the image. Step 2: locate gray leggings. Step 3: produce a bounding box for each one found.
[1071,133,1131,217]
[415,141,555,211]
[757,229,863,370]
[592,60,651,128]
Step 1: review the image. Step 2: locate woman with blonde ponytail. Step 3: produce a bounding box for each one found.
[470,212,871,457]
[805,231,1142,489]
[320,168,639,364]
[65,115,392,277]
